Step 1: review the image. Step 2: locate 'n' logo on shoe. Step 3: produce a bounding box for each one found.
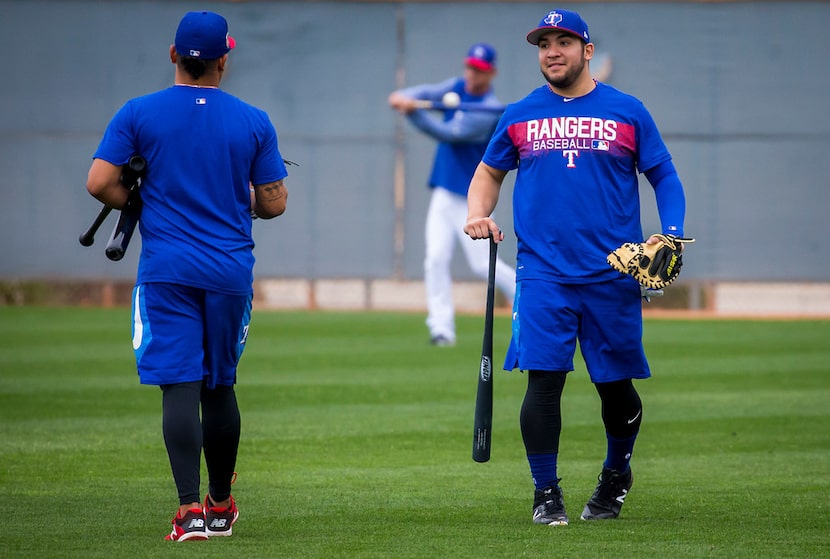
[615,489,628,504]
[210,518,228,529]
[187,518,205,529]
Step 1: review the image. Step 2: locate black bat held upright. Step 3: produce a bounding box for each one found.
[473,234,498,463]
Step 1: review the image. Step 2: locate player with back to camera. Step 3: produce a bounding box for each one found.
[388,43,516,347]
[86,11,290,541]
[464,9,689,525]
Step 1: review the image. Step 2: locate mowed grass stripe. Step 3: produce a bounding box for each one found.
[0,307,828,558]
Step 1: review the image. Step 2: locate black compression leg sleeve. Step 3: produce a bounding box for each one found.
[594,379,642,438]
[520,371,567,454]
[201,383,241,503]
[161,381,203,505]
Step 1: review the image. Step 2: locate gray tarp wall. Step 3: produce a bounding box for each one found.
[2,1,828,282]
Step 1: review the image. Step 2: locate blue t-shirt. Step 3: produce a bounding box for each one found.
[93,86,288,295]
[483,82,672,283]
[402,77,501,196]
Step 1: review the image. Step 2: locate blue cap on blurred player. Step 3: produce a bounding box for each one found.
[526,9,590,45]
[465,43,497,72]
[175,11,236,60]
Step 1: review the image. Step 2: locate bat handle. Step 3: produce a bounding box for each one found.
[104,191,141,261]
[411,100,434,109]
[128,154,146,171]
[485,235,497,317]
[105,210,139,261]
[79,205,113,247]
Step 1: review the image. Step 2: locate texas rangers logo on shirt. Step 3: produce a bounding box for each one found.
[526,116,617,149]
[508,116,635,168]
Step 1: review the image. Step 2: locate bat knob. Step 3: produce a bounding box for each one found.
[105,247,125,261]
[128,155,146,173]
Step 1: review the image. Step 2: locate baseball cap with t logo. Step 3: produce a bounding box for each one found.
[526,9,590,45]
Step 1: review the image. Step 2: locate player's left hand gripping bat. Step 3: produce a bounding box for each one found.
[104,155,146,261]
[473,234,498,463]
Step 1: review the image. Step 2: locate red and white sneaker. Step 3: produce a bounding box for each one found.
[204,494,239,537]
[164,506,207,541]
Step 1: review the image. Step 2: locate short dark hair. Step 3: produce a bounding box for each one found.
[178,56,217,80]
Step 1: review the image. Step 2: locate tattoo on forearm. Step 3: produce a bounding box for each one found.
[256,181,285,202]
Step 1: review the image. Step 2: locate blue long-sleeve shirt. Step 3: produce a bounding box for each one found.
[399,77,501,196]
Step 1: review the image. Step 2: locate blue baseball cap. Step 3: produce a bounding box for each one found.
[465,43,497,72]
[174,11,236,60]
[526,9,590,45]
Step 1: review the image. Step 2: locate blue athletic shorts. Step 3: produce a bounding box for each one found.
[131,282,252,388]
[503,276,650,383]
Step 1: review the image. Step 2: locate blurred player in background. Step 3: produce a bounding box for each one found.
[388,43,516,347]
[86,11,289,541]
[464,9,688,525]
[590,37,613,83]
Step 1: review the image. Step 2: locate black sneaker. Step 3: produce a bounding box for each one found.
[532,483,569,526]
[580,467,634,520]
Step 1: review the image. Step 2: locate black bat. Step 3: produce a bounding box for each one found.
[104,155,146,261]
[79,155,146,252]
[473,234,498,463]
[78,205,113,247]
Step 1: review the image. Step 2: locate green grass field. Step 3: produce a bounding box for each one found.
[1,307,828,558]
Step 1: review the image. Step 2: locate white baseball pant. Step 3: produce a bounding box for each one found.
[424,186,516,343]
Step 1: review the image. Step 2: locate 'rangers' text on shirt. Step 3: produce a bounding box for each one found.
[526,117,618,151]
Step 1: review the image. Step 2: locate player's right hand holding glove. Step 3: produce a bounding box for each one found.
[607,233,695,289]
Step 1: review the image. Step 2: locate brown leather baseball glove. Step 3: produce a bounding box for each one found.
[607,234,695,289]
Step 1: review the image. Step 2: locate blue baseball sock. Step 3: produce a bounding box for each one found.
[603,432,637,473]
[528,453,559,489]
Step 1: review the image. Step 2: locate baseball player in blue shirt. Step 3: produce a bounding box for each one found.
[465,9,688,525]
[389,44,516,346]
[86,11,289,541]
